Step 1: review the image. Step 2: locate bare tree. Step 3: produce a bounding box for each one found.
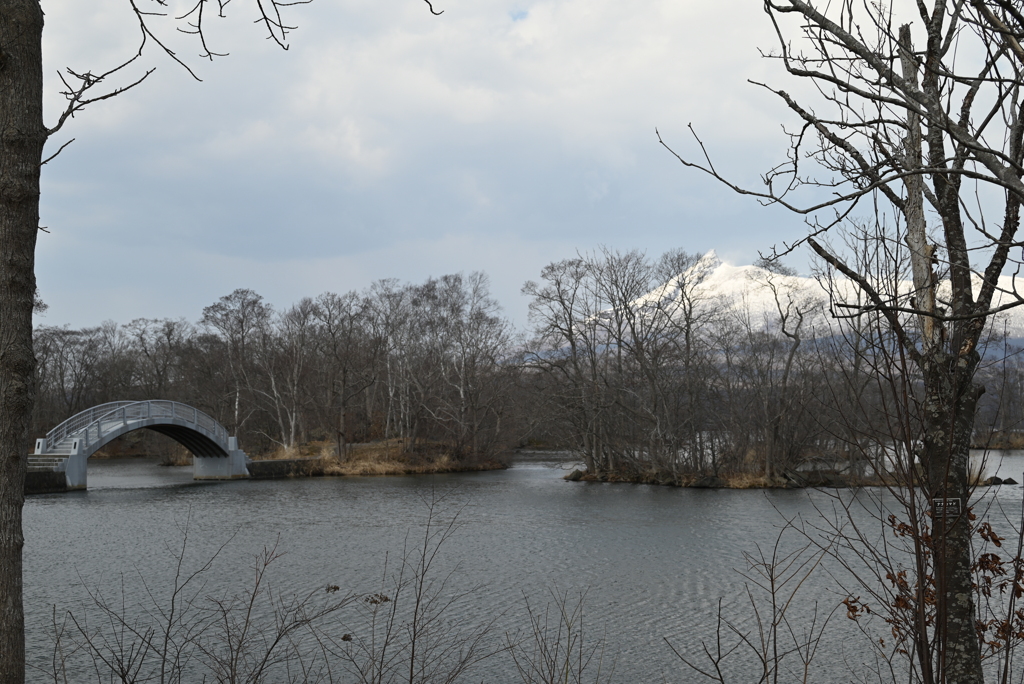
[660,1,1024,680]
[313,291,376,460]
[410,273,517,459]
[653,250,721,474]
[523,257,610,474]
[251,299,317,450]
[32,326,104,419]
[126,318,193,399]
[202,289,274,435]
[524,249,726,478]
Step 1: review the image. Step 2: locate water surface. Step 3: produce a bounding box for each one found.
[24,455,1024,682]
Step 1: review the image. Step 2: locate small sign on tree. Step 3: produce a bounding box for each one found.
[932,498,963,518]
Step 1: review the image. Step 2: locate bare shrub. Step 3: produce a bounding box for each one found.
[506,589,613,684]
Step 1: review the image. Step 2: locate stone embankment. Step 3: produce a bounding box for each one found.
[25,470,69,495]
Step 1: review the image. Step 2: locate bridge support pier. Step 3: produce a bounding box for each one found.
[194,437,250,480]
[64,440,87,491]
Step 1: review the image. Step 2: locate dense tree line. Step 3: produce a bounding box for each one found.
[30,251,1024,476]
[32,273,521,462]
[522,249,839,481]
[523,248,1024,482]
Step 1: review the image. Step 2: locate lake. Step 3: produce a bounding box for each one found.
[22,452,1024,682]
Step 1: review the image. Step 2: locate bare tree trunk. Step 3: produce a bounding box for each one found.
[338,370,348,461]
[0,2,44,681]
[898,26,938,350]
[922,358,984,684]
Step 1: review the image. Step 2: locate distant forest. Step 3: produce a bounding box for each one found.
[31,249,1024,481]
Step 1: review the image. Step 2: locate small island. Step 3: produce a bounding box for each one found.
[246,439,508,479]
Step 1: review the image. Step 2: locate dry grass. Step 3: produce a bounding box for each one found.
[323,440,479,476]
[570,469,784,488]
[972,430,1024,450]
[323,456,457,477]
[252,439,505,478]
[723,472,777,489]
[969,459,992,487]
[254,441,335,461]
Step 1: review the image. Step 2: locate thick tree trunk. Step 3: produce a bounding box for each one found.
[0,2,44,681]
[921,352,984,684]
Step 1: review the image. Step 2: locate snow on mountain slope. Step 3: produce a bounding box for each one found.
[636,250,1024,337]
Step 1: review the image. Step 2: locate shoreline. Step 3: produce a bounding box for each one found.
[247,455,507,479]
[564,469,1019,489]
[25,441,510,494]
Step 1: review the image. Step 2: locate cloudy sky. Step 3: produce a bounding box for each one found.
[38,0,811,328]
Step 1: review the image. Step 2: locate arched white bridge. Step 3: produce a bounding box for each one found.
[29,400,250,489]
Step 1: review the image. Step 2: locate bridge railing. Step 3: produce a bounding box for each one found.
[46,400,229,449]
[45,401,137,447]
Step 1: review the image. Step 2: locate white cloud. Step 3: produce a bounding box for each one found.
[36,0,817,330]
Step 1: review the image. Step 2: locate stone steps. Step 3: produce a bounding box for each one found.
[27,456,67,472]
[35,439,75,457]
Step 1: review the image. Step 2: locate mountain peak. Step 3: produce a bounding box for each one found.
[697,249,722,270]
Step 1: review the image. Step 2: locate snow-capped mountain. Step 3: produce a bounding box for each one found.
[636,250,1024,338]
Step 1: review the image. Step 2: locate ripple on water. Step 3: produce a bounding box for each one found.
[24,458,1022,682]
